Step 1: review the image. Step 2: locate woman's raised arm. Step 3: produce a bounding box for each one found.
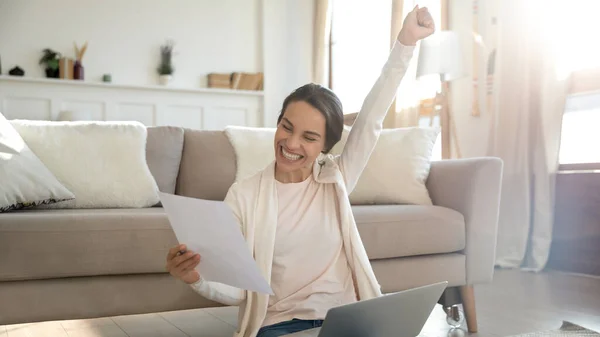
[337,6,435,193]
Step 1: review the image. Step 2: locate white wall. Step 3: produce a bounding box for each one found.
[262,0,314,127]
[0,0,261,88]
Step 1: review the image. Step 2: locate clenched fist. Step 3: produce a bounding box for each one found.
[398,5,436,46]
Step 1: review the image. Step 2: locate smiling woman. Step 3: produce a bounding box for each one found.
[165,6,436,337]
[274,84,344,183]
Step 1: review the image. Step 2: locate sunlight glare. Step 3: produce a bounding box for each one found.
[545,1,600,80]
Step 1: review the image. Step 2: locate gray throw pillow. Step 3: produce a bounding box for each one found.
[146,126,184,205]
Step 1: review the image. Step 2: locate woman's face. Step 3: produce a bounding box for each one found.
[274,101,327,174]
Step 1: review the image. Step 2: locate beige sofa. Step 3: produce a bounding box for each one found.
[0,126,503,332]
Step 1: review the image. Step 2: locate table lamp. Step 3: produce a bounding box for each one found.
[416,30,465,159]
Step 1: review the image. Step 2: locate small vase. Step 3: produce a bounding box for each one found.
[73,61,84,80]
[159,74,172,86]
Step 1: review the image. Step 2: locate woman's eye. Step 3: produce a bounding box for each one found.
[283,125,291,131]
[305,137,316,142]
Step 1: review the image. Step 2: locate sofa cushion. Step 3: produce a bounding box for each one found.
[146,126,184,195]
[372,253,466,293]
[0,208,176,281]
[353,205,465,259]
[220,126,438,206]
[224,126,276,182]
[176,129,236,201]
[0,113,74,212]
[331,126,439,205]
[0,205,465,281]
[10,120,159,208]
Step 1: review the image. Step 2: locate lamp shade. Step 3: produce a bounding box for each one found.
[416,30,465,82]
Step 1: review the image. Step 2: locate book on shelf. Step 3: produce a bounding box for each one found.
[59,57,74,79]
[207,73,232,89]
[238,72,262,91]
[208,72,263,91]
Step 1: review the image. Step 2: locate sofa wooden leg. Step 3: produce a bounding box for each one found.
[460,285,478,333]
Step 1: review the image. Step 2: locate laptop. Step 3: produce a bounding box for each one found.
[283,281,448,337]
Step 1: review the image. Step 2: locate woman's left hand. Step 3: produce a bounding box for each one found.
[397,5,435,46]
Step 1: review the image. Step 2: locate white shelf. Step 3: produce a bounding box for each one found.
[0,74,264,129]
[0,75,264,97]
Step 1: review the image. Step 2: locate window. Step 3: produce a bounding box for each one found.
[531,0,600,168]
[330,0,442,115]
[546,1,600,81]
[330,0,392,114]
[559,91,600,165]
[329,0,442,160]
[551,0,600,166]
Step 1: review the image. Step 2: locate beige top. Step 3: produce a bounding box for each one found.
[262,176,357,327]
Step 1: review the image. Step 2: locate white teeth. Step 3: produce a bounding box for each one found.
[282,147,302,161]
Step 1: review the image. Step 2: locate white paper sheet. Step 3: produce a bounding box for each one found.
[159,192,273,295]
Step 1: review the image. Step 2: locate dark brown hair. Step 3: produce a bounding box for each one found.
[277,83,344,153]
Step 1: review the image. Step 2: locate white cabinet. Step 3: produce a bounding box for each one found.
[0,76,264,130]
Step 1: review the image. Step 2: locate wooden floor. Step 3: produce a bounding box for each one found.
[2,269,599,337]
[420,268,600,337]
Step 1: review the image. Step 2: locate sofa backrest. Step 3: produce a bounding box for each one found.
[175,128,237,201]
[146,126,185,197]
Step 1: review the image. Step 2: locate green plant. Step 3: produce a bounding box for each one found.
[157,40,175,75]
[39,48,61,70]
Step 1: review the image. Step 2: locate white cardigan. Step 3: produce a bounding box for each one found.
[191,40,415,337]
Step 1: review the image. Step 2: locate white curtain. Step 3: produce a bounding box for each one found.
[313,0,331,86]
[487,0,569,271]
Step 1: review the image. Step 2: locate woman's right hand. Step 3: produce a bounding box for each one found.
[166,244,202,284]
[397,5,435,46]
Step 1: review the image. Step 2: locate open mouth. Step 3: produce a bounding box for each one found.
[281,146,304,161]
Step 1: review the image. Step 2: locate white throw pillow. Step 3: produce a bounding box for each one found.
[331,126,439,205]
[10,120,160,208]
[224,125,438,205]
[0,113,74,212]
[224,126,276,181]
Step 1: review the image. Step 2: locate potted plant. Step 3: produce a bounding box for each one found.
[157,40,175,85]
[39,48,61,78]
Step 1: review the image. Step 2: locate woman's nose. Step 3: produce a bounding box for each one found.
[286,135,301,149]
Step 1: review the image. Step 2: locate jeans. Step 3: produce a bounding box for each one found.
[256,319,324,337]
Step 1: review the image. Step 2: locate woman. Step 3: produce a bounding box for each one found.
[166,6,434,337]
